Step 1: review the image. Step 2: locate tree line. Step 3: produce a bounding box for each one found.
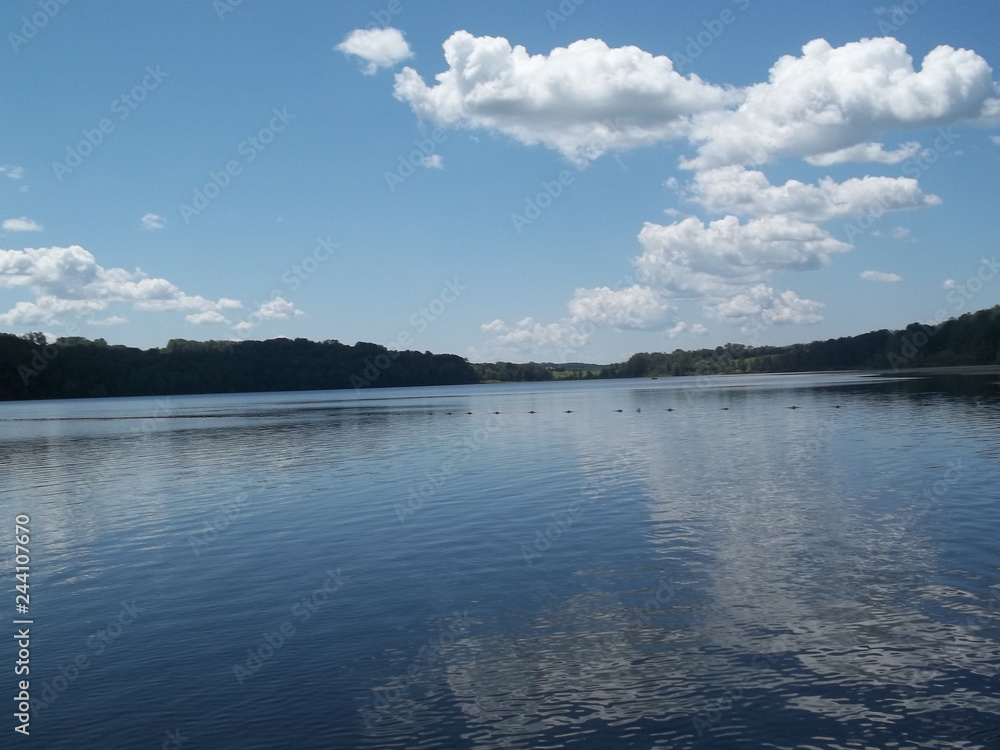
[0,336,478,400]
[599,305,1000,379]
[2,305,998,400]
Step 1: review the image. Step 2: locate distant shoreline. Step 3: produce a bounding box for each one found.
[875,365,1000,377]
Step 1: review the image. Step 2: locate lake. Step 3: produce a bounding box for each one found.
[2,373,999,749]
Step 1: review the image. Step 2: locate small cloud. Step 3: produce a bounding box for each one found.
[140,213,166,231]
[860,270,903,283]
[3,217,42,232]
[991,135,1000,145]
[890,226,915,242]
[232,297,305,333]
[942,279,957,290]
[87,315,127,326]
[690,323,708,336]
[336,27,413,75]
[0,165,24,180]
[420,154,443,169]
[186,310,230,325]
[481,319,507,333]
[667,322,687,337]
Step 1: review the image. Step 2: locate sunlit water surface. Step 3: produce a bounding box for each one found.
[2,373,999,749]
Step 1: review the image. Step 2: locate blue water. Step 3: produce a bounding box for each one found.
[2,374,999,749]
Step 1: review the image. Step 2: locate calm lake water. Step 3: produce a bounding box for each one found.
[2,373,999,749]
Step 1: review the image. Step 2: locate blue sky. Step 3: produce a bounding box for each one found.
[2,0,998,363]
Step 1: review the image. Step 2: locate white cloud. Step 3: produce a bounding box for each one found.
[232,297,306,333]
[860,270,903,282]
[414,33,998,354]
[186,310,230,325]
[890,226,915,242]
[0,297,107,326]
[635,215,850,295]
[0,165,24,180]
[3,217,43,232]
[683,166,939,222]
[391,34,998,169]
[0,245,242,326]
[420,154,444,169]
[943,279,957,290]
[567,285,672,330]
[805,141,921,166]
[481,319,507,333]
[668,321,708,338]
[992,135,1000,145]
[254,297,304,321]
[685,38,1000,170]
[87,315,127,326]
[140,213,166,231]
[394,31,730,163]
[337,28,414,75]
[474,316,590,358]
[481,212,846,356]
[705,284,825,327]
[476,284,672,359]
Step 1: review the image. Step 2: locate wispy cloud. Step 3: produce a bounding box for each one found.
[3,217,42,232]
[890,226,915,242]
[860,270,903,283]
[140,213,167,231]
